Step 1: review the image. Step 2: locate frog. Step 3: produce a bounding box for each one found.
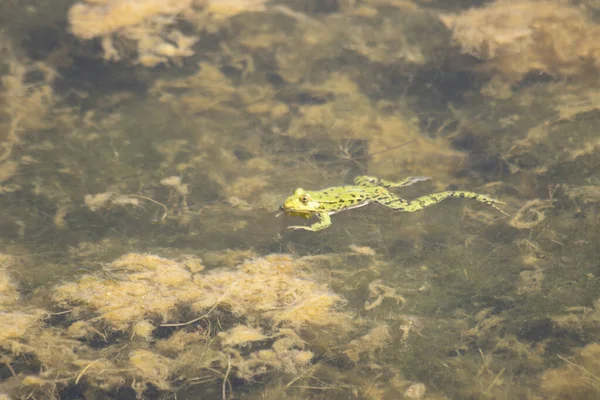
[280,175,506,231]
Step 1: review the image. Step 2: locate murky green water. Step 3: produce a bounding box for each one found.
[1,0,599,399]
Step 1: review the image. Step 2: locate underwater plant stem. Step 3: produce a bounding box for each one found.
[557,355,600,386]
[161,284,237,327]
[222,355,231,400]
[487,368,505,392]
[366,139,416,159]
[160,301,220,327]
[75,360,99,385]
[128,195,169,221]
[4,361,16,378]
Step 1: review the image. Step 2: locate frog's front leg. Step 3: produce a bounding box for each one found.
[288,212,332,231]
[354,175,430,188]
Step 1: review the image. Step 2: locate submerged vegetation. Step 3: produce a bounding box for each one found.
[0,0,599,398]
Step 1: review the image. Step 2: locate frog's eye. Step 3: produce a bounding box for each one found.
[300,194,309,203]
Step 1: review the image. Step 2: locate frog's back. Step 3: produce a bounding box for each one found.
[308,185,375,213]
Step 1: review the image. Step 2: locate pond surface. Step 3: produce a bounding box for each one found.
[0,0,599,399]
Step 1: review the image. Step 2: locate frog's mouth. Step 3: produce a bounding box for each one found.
[277,205,312,219]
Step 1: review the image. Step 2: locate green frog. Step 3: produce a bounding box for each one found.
[280,175,505,231]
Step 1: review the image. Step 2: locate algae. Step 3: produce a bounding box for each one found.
[0,0,599,398]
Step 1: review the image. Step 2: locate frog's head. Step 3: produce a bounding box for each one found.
[280,188,320,219]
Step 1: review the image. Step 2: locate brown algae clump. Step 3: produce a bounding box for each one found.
[0,254,45,344]
[68,0,269,66]
[53,253,202,331]
[540,343,600,399]
[45,253,363,395]
[54,253,351,332]
[441,0,600,85]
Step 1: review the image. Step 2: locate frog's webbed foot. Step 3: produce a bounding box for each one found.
[355,175,431,188]
[287,212,331,232]
[383,176,431,188]
[480,198,509,216]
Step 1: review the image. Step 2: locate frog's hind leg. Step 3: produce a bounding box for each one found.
[354,176,430,188]
[375,190,507,214]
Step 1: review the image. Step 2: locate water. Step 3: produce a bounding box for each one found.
[1,0,599,399]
